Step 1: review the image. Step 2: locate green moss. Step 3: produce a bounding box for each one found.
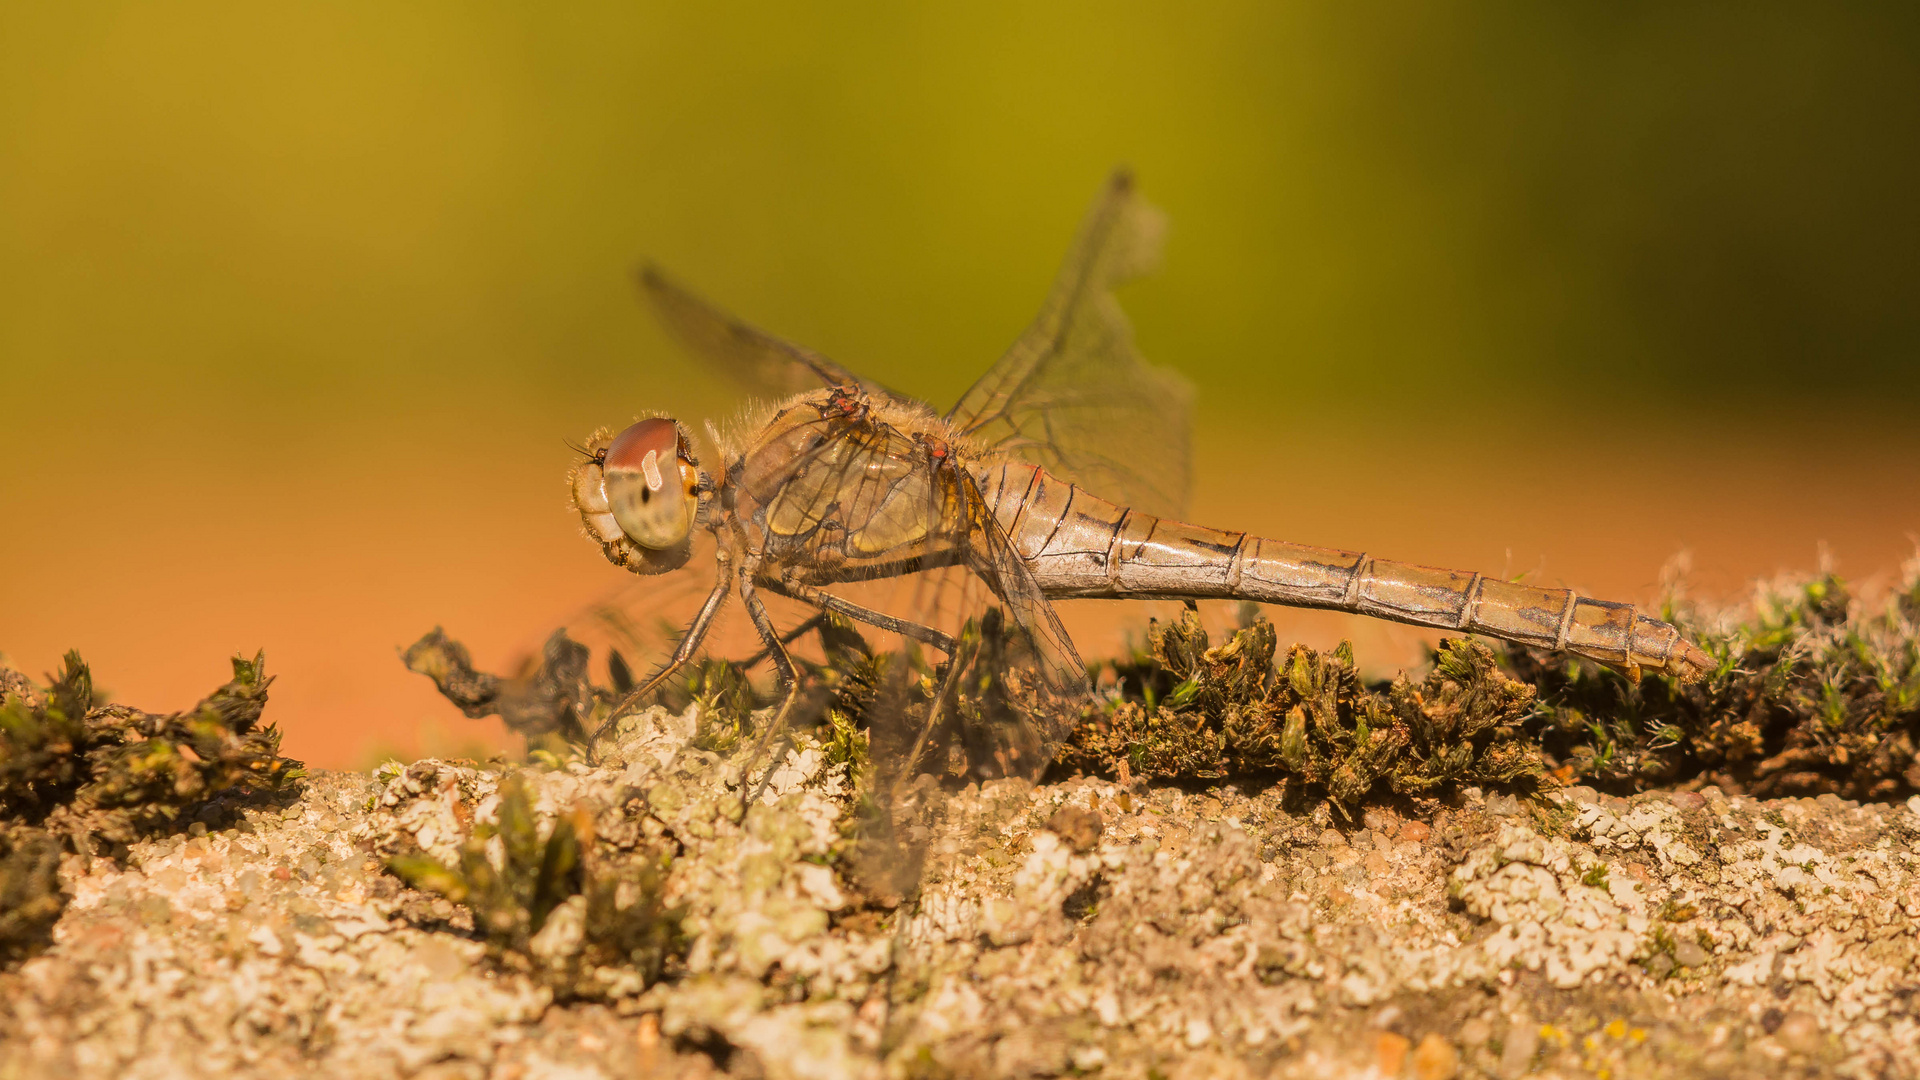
[1055,610,1547,815]
[0,825,64,965]
[0,649,303,965]
[2,650,303,850]
[1510,561,1920,798]
[413,609,1548,817]
[1057,558,1920,803]
[410,555,1920,822]
[822,707,871,774]
[0,652,91,824]
[387,773,683,998]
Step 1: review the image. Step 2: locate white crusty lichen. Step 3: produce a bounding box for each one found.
[1448,824,1648,988]
[3,717,1918,1079]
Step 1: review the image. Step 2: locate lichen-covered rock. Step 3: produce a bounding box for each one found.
[3,711,1917,1077]
[0,650,305,969]
[1448,825,1648,989]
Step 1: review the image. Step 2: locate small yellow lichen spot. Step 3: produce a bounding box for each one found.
[1605,1019,1628,1039]
[1630,1028,1649,1043]
[1539,1024,1567,1046]
[1598,1069,1613,1080]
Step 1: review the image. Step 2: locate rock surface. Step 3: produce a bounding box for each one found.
[3,704,1918,1080]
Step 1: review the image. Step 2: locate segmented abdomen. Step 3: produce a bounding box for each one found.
[973,461,1710,680]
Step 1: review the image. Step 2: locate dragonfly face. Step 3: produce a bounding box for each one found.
[571,417,707,576]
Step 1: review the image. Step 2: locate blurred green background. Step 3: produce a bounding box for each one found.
[4,2,1917,766]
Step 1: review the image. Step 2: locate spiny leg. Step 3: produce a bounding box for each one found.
[895,629,978,801]
[763,579,958,655]
[590,573,732,746]
[748,580,967,809]
[742,611,827,670]
[735,567,802,820]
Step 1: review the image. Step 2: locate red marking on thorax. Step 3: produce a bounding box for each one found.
[821,387,869,421]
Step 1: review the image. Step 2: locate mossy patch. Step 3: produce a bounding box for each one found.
[0,650,304,850]
[407,557,1920,820]
[1059,561,1920,803]
[1055,610,1547,814]
[386,773,684,999]
[0,825,63,964]
[1512,561,1920,798]
[0,649,303,965]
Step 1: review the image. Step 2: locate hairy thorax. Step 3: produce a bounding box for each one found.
[722,388,993,583]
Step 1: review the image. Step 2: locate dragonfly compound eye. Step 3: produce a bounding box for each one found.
[602,418,698,550]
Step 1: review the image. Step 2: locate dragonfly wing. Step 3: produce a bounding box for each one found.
[725,401,1090,780]
[735,401,1084,688]
[639,264,912,404]
[967,505,1087,696]
[946,171,1194,519]
[736,409,944,561]
[923,502,1087,781]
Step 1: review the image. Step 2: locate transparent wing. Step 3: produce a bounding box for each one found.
[734,408,1087,697]
[867,553,1082,783]
[638,264,913,405]
[946,170,1194,519]
[965,503,1087,696]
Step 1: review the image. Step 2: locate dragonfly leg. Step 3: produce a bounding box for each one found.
[736,571,799,692]
[735,566,802,821]
[742,612,827,669]
[589,572,732,746]
[895,628,977,795]
[762,579,957,655]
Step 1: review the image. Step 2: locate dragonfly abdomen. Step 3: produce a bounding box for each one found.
[974,461,1711,680]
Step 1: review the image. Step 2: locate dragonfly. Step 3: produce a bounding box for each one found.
[568,171,1712,779]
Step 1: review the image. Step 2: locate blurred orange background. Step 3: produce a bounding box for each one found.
[4,4,1917,768]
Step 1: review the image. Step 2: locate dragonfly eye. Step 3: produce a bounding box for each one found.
[602,418,698,549]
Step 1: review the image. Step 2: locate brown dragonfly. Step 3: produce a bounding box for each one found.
[569,171,1711,776]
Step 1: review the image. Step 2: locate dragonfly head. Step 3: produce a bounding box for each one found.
[570,417,709,574]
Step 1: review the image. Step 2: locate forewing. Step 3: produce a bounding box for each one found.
[738,411,947,563]
[946,171,1194,519]
[639,264,911,404]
